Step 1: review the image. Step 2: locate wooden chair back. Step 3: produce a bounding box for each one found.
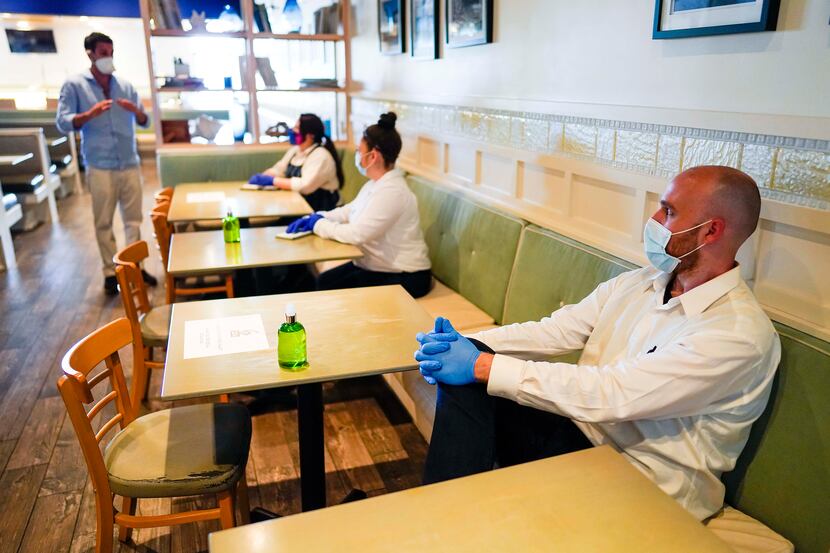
[57,318,137,513]
[150,210,172,270]
[114,240,152,318]
[154,187,173,203]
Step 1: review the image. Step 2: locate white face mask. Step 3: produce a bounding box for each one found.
[643,217,712,273]
[94,57,115,75]
[354,149,369,177]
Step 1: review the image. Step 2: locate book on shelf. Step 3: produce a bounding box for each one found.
[160,0,183,31]
[299,78,339,89]
[254,2,272,33]
[150,0,169,29]
[314,3,341,35]
[256,57,278,88]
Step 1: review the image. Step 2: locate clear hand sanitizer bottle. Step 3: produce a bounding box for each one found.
[278,303,307,370]
[222,210,240,243]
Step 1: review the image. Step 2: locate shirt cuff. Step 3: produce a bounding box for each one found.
[486,354,524,400]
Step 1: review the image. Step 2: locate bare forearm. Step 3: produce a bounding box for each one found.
[136,111,148,126]
[71,112,91,129]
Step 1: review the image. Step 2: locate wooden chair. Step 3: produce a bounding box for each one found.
[113,240,170,407]
[154,187,173,204]
[57,318,251,552]
[150,208,234,304]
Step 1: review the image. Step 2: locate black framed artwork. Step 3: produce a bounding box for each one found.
[652,0,780,39]
[379,0,405,55]
[446,0,493,48]
[411,0,439,59]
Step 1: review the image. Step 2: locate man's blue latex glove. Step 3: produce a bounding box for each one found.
[248,173,275,186]
[286,213,324,233]
[414,317,480,386]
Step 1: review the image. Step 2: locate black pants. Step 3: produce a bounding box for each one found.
[303,188,339,212]
[423,339,592,484]
[317,262,432,299]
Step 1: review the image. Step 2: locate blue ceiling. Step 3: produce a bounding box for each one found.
[1,1,238,19]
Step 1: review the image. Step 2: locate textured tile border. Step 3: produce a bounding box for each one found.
[353,98,830,211]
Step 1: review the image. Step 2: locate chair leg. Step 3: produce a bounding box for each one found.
[225,275,235,298]
[165,275,175,304]
[94,494,114,553]
[218,490,237,529]
[237,474,251,525]
[118,496,137,543]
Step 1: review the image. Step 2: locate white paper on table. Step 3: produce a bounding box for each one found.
[186,191,226,203]
[183,314,270,359]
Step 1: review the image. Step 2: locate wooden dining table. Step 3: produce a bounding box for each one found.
[166,181,312,223]
[208,445,734,553]
[161,285,434,512]
[167,226,362,277]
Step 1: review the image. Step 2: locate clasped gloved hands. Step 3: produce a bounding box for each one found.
[414,317,480,386]
[248,173,275,186]
[286,213,324,234]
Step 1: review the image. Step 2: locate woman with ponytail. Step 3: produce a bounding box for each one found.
[248,113,344,212]
[286,112,432,298]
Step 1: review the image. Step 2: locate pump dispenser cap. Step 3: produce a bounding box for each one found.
[285,303,297,323]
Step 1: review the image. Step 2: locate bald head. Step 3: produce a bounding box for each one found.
[672,165,761,247]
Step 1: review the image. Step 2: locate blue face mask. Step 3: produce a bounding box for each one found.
[643,217,711,273]
[354,150,368,176]
[288,129,304,146]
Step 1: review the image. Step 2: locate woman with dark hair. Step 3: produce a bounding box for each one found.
[287,112,432,298]
[248,113,344,212]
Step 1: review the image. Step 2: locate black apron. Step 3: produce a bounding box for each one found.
[286,146,339,212]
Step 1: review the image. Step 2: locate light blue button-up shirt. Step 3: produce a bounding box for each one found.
[56,71,149,170]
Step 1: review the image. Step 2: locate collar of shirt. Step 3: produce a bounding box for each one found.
[647,265,742,316]
[372,168,403,186]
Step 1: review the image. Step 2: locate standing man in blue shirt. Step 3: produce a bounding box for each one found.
[56,32,156,294]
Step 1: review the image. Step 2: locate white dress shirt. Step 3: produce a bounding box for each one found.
[313,168,431,273]
[269,145,339,195]
[471,265,780,520]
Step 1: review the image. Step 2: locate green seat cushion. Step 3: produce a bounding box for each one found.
[338,149,368,205]
[407,176,524,323]
[104,403,251,498]
[723,323,830,553]
[503,225,636,325]
[139,304,171,348]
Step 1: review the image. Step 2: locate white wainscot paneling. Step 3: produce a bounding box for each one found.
[754,220,830,330]
[445,142,476,185]
[417,137,442,172]
[400,133,417,164]
[479,152,515,197]
[520,162,568,216]
[571,174,639,242]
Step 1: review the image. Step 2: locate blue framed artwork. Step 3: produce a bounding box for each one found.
[379,0,405,55]
[446,0,493,49]
[652,0,780,39]
[411,0,438,59]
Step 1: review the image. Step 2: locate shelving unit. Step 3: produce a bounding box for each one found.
[138,0,352,149]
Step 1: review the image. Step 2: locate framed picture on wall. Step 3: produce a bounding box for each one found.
[446,0,493,48]
[411,0,439,59]
[652,0,780,39]
[378,0,405,55]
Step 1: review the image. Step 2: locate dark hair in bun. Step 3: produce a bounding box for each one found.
[363,112,402,168]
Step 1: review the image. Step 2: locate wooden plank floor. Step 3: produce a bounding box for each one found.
[0,160,428,553]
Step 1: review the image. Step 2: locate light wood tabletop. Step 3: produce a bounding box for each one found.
[0,153,33,166]
[209,446,733,553]
[167,181,312,222]
[167,226,362,276]
[161,285,434,401]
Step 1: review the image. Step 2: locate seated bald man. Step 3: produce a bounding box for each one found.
[415,165,780,520]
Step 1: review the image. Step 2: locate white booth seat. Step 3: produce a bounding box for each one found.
[0,128,60,230]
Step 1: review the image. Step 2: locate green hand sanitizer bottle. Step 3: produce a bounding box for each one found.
[222,210,240,243]
[278,303,307,370]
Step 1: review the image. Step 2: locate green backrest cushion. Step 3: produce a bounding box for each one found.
[723,323,830,553]
[158,147,367,202]
[503,225,636,325]
[407,176,524,323]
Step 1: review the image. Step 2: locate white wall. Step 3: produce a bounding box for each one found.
[0,15,150,100]
[351,0,830,139]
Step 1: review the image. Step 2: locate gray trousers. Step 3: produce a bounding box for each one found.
[87,165,143,276]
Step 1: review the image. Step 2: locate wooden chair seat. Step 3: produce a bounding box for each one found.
[138,303,171,348]
[104,402,251,498]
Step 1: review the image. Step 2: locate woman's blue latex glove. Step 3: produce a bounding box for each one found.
[414,317,479,386]
[248,173,275,186]
[286,213,324,233]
